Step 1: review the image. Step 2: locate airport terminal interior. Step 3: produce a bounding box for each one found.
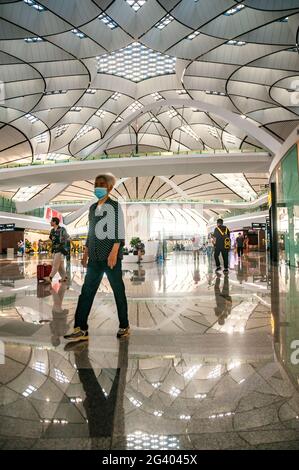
[0,0,299,451]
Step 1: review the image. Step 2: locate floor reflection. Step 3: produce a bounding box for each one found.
[0,252,298,449]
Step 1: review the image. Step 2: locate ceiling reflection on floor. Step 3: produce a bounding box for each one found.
[0,252,298,449]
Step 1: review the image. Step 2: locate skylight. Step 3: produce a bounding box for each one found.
[128,101,143,111]
[155,14,174,30]
[168,109,178,118]
[55,124,68,138]
[96,109,106,118]
[111,92,121,100]
[23,0,45,11]
[45,89,67,95]
[125,0,147,11]
[98,12,118,29]
[97,42,176,82]
[226,40,246,46]
[24,36,43,43]
[71,29,86,39]
[25,113,38,123]
[214,174,257,201]
[70,106,82,112]
[188,31,200,40]
[206,90,226,96]
[224,4,245,16]
[151,92,163,101]
[73,125,93,142]
[180,125,199,141]
[86,88,96,94]
[13,185,46,201]
[208,126,219,138]
[35,132,47,143]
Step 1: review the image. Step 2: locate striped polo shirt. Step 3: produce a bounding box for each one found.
[86,198,125,261]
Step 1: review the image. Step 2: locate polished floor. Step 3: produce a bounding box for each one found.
[0,252,298,450]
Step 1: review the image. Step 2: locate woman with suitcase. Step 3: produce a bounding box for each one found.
[43,217,69,283]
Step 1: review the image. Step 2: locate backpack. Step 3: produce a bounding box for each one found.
[216,226,231,250]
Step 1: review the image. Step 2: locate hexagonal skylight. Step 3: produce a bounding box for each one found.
[97,42,176,82]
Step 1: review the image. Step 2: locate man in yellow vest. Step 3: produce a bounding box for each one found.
[212,218,231,274]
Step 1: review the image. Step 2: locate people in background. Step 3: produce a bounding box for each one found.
[207,236,214,257]
[64,173,130,343]
[236,232,244,258]
[202,243,207,255]
[44,217,68,283]
[192,235,200,261]
[212,218,231,273]
[17,240,25,257]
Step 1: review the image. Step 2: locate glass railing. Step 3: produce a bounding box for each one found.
[50,194,268,207]
[0,147,268,170]
[0,196,44,218]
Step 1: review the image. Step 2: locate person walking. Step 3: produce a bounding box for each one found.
[192,235,200,261]
[207,235,214,257]
[212,218,231,273]
[236,232,244,258]
[43,217,68,283]
[64,173,130,342]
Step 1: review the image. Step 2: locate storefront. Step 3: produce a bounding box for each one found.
[270,129,299,267]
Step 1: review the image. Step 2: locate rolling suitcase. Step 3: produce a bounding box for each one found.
[37,264,52,283]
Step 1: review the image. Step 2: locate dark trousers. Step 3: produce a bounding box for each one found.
[214,247,229,269]
[237,246,243,257]
[74,259,128,330]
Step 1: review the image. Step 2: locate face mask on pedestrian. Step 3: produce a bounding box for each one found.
[94,187,108,200]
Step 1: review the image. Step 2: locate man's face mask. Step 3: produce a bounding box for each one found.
[94,187,108,200]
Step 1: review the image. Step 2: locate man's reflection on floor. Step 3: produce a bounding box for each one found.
[65,339,128,446]
[49,282,68,346]
[214,274,232,325]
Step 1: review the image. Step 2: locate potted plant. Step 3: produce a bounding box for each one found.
[130,237,141,255]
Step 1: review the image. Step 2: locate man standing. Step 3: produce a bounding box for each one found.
[212,218,231,274]
[44,217,68,283]
[236,232,244,258]
[64,173,130,342]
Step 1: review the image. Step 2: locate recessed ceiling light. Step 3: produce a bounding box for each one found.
[98,12,118,29]
[155,14,174,30]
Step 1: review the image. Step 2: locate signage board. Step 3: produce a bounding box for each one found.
[0,223,15,232]
[252,223,266,229]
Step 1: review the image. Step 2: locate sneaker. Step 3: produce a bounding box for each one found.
[215,267,221,272]
[43,276,52,283]
[64,327,88,342]
[223,269,229,274]
[116,327,130,339]
[59,277,68,283]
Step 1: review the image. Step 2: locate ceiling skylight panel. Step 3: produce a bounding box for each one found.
[97,42,176,82]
